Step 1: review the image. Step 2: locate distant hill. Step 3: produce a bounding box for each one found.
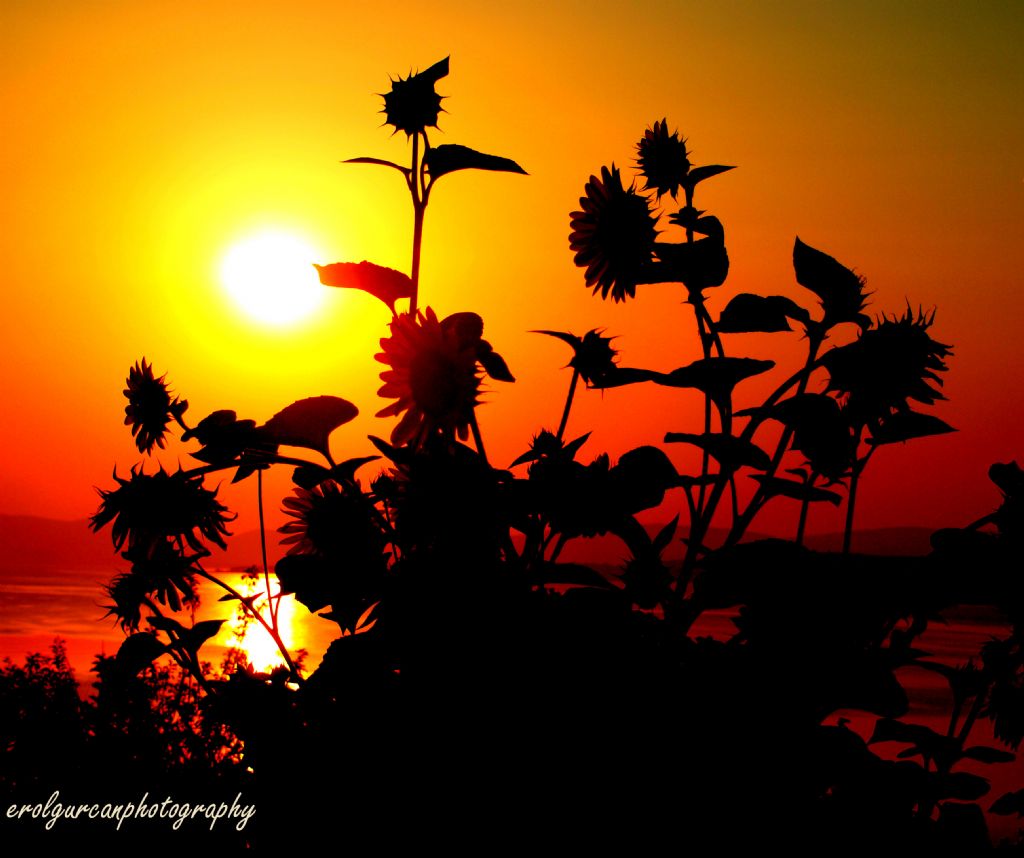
[0,514,938,579]
[0,515,115,574]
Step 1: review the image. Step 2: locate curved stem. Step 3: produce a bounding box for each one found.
[469,411,489,465]
[725,330,826,546]
[257,469,276,627]
[795,471,817,547]
[842,426,865,555]
[556,369,580,442]
[194,566,304,684]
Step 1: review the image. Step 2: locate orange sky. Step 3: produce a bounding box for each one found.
[1,0,1022,540]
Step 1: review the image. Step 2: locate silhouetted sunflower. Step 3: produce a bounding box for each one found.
[381,57,448,137]
[822,307,951,424]
[123,359,187,454]
[91,466,234,555]
[280,480,383,561]
[103,541,198,631]
[569,165,658,302]
[534,329,619,386]
[636,119,690,199]
[375,308,482,447]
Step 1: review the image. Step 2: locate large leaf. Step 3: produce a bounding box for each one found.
[115,633,166,677]
[172,619,225,659]
[961,745,1016,764]
[664,432,771,471]
[868,410,955,446]
[749,475,843,505]
[425,144,527,180]
[261,396,359,460]
[717,293,811,333]
[653,357,774,410]
[992,788,1024,816]
[315,261,413,312]
[276,554,333,614]
[765,393,856,480]
[793,237,870,329]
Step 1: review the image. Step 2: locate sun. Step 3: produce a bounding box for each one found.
[220,229,326,325]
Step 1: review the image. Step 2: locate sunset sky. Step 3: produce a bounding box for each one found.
[1,0,1022,541]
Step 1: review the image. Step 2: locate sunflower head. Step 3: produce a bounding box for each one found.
[569,165,659,302]
[822,307,952,424]
[636,119,690,199]
[381,57,448,137]
[91,466,234,556]
[123,359,187,454]
[280,480,385,564]
[375,308,482,447]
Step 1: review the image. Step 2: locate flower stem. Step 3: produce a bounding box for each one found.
[257,469,275,627]
[469,411,489,465]
[195,566,304,684]
[556,369,580,442]
[795,472,816,547]
[725,328,825,546]
[842,429,869,555]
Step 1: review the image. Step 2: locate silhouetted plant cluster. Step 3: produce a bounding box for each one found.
[0,641,247,846]
[83,58,1023,849]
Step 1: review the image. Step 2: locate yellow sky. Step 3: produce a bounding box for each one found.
[1,0,1022,534]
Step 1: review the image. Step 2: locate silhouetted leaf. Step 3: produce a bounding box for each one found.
[176,619,225,655]
[425,144,527,180]
[683,164,736,190]
[962,745,1016,764]
[992,788,1024,816]
[534,562,613,589]
[342,156,411,176]
[653,516,679,554]
[261,396,358,460]
[293,463,334,489]
[749,475,843,505]
[868,411,956,445]
[315,261,413,312]
[587,366,657,388]
[651,234,729,296]
[147,615,186,635]
[275,554,332,613]
[332,455,382,483]
[477,340,516,381]
[793,237,870,329]
[614,446,679,514]
[218,592,259,608]
[936,771,990,802]
[115,633,166,676]
[664,432,771,471]
[765,393,856,480]
[717,293,811,333]
[653,357,774,409]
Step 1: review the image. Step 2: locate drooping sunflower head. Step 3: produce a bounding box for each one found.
[823,307,952,423]
[569,165,659,302]
[91,466,234,555]
[636,119,691,199]
[123,359,187,454]
[381,57,448,137]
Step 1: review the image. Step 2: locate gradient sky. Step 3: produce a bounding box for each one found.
[1,0,1022,540]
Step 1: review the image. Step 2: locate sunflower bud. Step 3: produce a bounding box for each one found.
[381,57,449,137]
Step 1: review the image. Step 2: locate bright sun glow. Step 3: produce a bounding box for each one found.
[220,230,326,325]
[232,585,297,673]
